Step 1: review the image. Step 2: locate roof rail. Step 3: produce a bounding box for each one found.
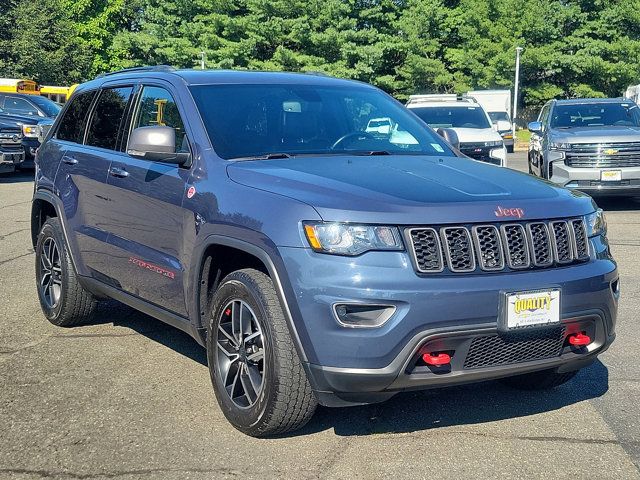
[96,65,176,78]
[407,94,476,106]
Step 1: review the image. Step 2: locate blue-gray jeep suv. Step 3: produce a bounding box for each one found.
[32,67,618,436]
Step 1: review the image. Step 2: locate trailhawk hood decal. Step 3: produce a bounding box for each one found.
[227,155,595,224]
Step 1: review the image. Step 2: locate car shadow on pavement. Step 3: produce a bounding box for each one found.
[0,170,35,183]
[86,302,609,438]
[296,361,609,437]
[89,301,208,367]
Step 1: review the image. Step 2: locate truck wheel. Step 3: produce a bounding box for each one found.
[35,217,97,327]
[207,269,317,436]
[500,368,578,390]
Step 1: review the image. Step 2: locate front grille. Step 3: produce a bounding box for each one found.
[463,326,566,369]
[565,142,640,168]
[459,143,499,164]
[407,218,589,274]
[0,129,22,147]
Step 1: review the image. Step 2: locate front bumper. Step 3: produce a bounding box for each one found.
[548,155,640,195]
[0,149,24,173]
[279,236,618,405]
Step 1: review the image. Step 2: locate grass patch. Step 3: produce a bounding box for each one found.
[516,129,531,144]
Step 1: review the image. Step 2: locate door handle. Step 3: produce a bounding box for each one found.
[109,166,129,178]
[61,155,78,165]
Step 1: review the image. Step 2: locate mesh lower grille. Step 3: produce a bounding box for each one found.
[463,326,567,369]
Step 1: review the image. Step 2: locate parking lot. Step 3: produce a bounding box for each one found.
[1,152,639,479]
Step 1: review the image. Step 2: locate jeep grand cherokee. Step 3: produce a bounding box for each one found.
[32,67,618,436]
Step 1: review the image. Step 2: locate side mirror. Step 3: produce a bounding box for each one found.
[496,120,511,132]
[127,126,190,164]
[528,121,543,135]
[436,128,460,150]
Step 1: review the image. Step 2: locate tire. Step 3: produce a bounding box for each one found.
[35,217,97,327]
[207,269,317,436]
[507,145,514,154]
[500,368,578,390]
[527,154,534,174]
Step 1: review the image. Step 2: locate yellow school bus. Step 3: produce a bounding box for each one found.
[0,78,40,94]
[40,84,79,103]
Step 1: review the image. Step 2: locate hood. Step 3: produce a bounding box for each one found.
[451,127,503,144]
[227,155,595,225]
[550,126,640,144]
[0,112,46,126]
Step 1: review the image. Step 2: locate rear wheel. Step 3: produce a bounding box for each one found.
[35,217,97,326]
[207,269,317,436]
[500,368,578,390]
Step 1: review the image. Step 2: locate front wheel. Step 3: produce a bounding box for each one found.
[207,269,317,436]
[500,368,578,390]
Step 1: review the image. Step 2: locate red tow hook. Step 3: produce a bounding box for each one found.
[422,352,451,366]
[568,333,591,347]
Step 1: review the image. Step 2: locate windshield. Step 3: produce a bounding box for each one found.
[411,105,492,129]
[550,102,640,128]
[190,84,455,160]
[488,111,510,122]
[28,96,61,117]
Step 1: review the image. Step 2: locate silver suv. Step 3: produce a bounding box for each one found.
[528,98,640,195]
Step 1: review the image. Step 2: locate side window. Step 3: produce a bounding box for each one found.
[85,86,134,150]
[56,91,97,143]
[4,96,40,116]
[132,86,188,153]
[539,104,551,125]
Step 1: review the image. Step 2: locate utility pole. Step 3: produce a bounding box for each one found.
[513,46,523,141]
[200,51,206,70]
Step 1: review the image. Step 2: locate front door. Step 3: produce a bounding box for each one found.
[102,84,191,316]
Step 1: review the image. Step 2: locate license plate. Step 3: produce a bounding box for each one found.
[502,289,561,330]
[601,170,621,181]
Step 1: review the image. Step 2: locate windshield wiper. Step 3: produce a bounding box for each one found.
[231,152,292,161]
[346,150,392,156]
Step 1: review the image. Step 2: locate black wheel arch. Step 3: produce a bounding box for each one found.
[192,235,311,364]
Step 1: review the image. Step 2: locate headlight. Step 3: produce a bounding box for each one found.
[21,124,39,138]
[549,141,570,150]
[585,209,606,237]
[303,222,404,256]
[490,146,506,161]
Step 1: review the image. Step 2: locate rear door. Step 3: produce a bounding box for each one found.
[101,83,191,316]
[54,85,135,279]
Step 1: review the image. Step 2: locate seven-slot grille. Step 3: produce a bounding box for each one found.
[565,142,640,168]
[407,218,589,274]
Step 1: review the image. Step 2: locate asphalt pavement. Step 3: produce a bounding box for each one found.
[1,153,639,479]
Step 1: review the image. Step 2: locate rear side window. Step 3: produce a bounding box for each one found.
[56,91,97,143]
[85,86,134,150]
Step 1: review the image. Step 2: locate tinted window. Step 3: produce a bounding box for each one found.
[86,87,133,150]
[411,105,492,129]
[4,96,40,116]
[132,86,188,153]
[550,102,640,128]
[190,84,453,159]
[56,91,97,143]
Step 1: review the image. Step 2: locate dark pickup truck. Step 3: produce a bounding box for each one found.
[0,93,59,169]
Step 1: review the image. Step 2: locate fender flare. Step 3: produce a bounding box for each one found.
[190,234,310,363]
[31,190,80,270]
